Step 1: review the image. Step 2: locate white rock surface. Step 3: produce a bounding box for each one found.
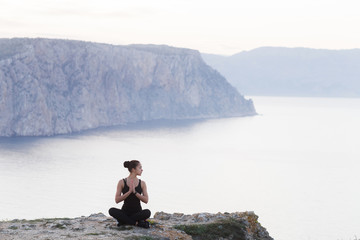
[0,211,273,240]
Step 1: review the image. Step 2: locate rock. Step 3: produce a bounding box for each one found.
[154,211,172,220]
[172,213,184,218]
[193,212,210,222]
[0,38,256,137]
[0,211,273,240]
[87,213,107,221]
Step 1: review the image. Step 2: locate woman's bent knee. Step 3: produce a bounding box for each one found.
[144,209,151,218]
[108,207,117,216]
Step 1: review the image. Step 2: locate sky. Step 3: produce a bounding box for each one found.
[1,0,360,55]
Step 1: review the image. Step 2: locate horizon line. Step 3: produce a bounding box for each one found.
[2,36,360,56]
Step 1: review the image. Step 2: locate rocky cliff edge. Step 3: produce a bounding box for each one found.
[0,211,273,240]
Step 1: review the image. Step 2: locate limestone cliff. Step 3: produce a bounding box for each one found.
[0,38,255,136]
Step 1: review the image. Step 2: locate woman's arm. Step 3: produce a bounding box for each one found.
[115,179,132,204]
[136,180,149,204]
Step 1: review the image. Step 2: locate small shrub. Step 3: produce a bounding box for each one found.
[126,236,159,240]
[109,225,134,231]
[147,219,158,226]
[29,217,71,223]
[174,218,247,240]
[86,232,106,236]
[53,223,66,229]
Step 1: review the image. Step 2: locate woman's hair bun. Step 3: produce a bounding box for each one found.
[123,160,140,172]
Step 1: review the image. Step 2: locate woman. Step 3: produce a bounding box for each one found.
[108,160,151,228]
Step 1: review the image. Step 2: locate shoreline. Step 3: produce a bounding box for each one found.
[0,211,273,240]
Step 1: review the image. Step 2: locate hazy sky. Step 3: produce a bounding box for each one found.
[1,0,360,55]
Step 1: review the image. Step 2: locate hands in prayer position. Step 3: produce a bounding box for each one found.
[128,179,137,194]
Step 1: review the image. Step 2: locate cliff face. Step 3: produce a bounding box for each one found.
[0,38,255,136]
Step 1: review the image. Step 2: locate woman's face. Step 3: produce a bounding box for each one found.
[134,163,143,176]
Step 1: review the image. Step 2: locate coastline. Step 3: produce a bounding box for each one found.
[0,211,273,240]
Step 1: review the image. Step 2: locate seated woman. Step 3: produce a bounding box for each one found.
[109,160,151,228]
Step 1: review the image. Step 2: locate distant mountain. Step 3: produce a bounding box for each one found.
[202,47,360,97]
[0,38,255,136]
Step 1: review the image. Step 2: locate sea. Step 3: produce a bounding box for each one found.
[0,96,359,240]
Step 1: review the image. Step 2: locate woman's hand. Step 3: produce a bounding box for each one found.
[131,180,136,193]
[128,179,136,193]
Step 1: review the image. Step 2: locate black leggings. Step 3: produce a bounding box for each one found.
[108,208,151,225]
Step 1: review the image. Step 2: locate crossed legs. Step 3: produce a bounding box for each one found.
[109,208,151,226]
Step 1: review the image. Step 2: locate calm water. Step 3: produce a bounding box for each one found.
[1,96,359,240]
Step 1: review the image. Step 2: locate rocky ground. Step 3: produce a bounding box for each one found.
[0,211,273,240]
